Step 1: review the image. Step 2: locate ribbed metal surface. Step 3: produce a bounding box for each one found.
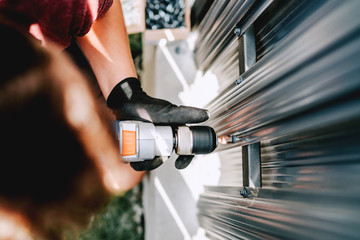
[198,185,360,239]
[261,122,360,190]
[206,0,360,148]
[194,0,241,72]
[194,0,272,72]
[254,0,314,60]
[218,148,243,186]
[195,0,360,239]
[190,0,214,30]
[209,41,239,92]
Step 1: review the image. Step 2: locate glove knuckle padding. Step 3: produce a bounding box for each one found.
[107,78,209,124]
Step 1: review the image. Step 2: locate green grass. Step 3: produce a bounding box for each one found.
[67,184,144,240]
[65,33,145,240]
[76,33,145,240]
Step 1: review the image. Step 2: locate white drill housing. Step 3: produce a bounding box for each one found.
[114,120,217,162]
[115,121,174,162]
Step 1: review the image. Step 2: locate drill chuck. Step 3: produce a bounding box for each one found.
[176,126,217,155]
[114,121,217,162]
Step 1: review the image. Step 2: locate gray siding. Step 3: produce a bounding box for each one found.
[195,0,360,239]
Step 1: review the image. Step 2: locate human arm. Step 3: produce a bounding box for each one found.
[77,0,137,99]
[78,0,209,171]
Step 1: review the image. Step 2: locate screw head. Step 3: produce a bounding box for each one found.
[234,27,242,37]
[240,187,250,198]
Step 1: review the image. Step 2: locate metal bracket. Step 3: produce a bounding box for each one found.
[242,142,262,187]
[238,25,262,188]
[238,25,256,75]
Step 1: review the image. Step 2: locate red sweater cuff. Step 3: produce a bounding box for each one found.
[0,0,114,48]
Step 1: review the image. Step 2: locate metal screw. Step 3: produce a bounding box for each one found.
[234,27,242,37]
[240,187,250,198]
[235,76,243,85]
[232,135,243,143]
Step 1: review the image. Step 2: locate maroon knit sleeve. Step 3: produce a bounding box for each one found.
[0,0,114,48]
[97,0,114,19]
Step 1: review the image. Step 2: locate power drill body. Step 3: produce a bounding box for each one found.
[114,121,217,162]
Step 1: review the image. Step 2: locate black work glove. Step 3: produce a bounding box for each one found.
[107,77,209,171]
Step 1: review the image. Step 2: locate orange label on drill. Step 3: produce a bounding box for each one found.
[122,130,136,156]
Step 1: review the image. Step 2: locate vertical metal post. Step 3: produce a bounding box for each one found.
[237,25,262,188]
[242,142,261,187]
[238,26,256,75]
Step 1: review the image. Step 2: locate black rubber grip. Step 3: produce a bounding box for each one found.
[190,126,217,154]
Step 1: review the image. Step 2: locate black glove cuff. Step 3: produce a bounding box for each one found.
[107,77,142,108]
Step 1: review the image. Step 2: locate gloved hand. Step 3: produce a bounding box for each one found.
[107,77,209,171]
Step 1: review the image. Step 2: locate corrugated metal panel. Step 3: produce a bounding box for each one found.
[190,0,215,30]
[206,0,360,146]
[218,148,243,186]
[254,0,315,60]
[261,123,360,190]
[210,41,239,92]
[194,0,272,72]
[198,185,360,239]
[193,0,360,238]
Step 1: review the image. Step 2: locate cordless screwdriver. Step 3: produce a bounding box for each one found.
[114,121,217,162]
